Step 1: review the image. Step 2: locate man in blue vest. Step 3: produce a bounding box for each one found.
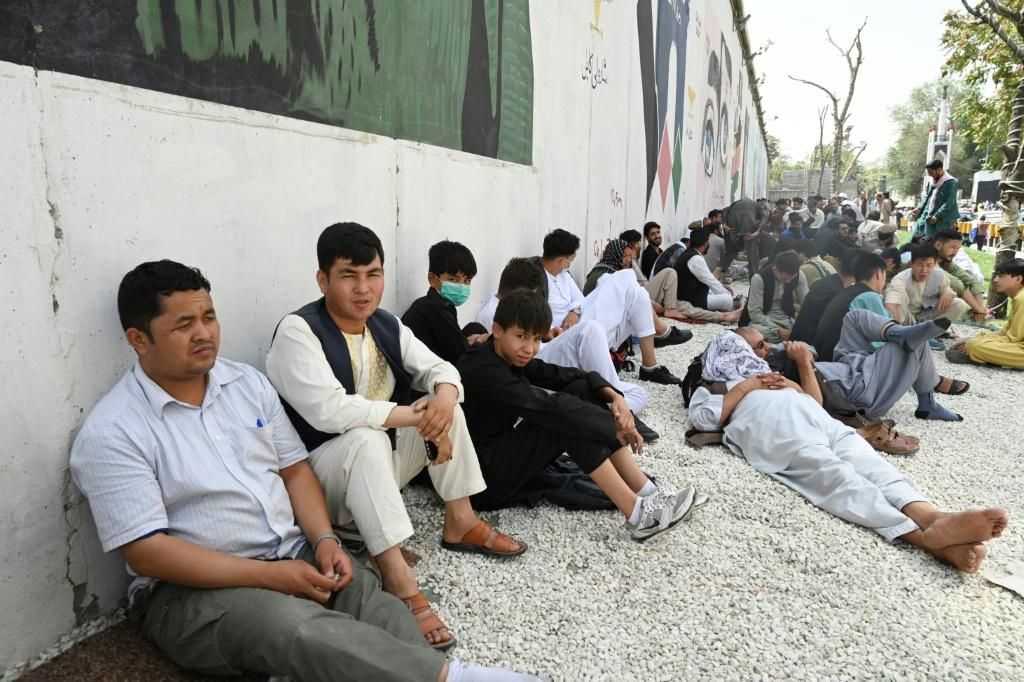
[267,223,526,652]
[912,159,959,238]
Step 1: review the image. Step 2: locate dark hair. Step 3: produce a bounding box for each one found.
[867,210,881,221]
[707,209,722,220]
[689,227,711,249]
[852,252,886,283]
[117,260,211,337]
[838,247,866,277]
[883,191,891,199]
[994,258,1024,280]
[542,229,581,259]
[792,196,804,204]
[775,198,789,207]
[318,222,384,272]
[793,240,817,258]
[428,240,477,278]
[788,213,804,225]
[926,158,944,171]
[910,243,939,263]
[880,247,901,263]
[933,229,962,243]
[773,250,801,276]
[497,257,546,297]
[643,221,661,238]
[841,207,858,220]
[619,229,642,245]
[493,290,552,336]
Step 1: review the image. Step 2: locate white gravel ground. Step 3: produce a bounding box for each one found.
[401,314,1024,681]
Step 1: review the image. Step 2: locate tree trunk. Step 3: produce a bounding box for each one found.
[831,127,843,195]
[988,78,1024,317]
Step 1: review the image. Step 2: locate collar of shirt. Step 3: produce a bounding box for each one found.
[426,286,457,312]
[133,359,243,418]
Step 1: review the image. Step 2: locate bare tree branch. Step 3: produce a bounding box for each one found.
[839,142,868,184]
[786,76,839,108]
[983,0,1023,25]
[962,0,1024,59]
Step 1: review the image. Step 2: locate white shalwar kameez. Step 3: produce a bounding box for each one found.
[689,384,926,542]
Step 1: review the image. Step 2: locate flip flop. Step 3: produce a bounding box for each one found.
[935,376,970,395]
[440,519,528,557]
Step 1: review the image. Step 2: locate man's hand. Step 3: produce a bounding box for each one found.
[266,559,341,604]
[784,340,813,366]
[562,311,581,329]
[936,290,956,313]
[742,230,759,241]
[651,301,665,315]
[928,215,938,225]
[466,333,490,345]
[970,310,988,323]
[777,326,791,341]
[415,384,458,441]
[617,425,644,454]
[430,432,453,466]
[911,208,921,219]
[608,395,635,433]
[314,538,354,593]
[951,339,968,352]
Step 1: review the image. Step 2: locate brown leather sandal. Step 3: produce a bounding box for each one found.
[440,519,528,557]
[402,591,456,651]
[857,421,919,456]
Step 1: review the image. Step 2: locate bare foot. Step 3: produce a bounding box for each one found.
[933,542,989,574]
[922,507,1008,549]
[720,309,742,323]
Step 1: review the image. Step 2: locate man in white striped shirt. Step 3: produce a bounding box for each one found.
[70,260,536,682]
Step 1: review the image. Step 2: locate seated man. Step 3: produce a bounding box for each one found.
[947,258,1024,368]
[931,229,989,323]
[71,260,534,681]
[459,290,705,540]
[884,243,969,328]
[856,210,890,252]
[811,252,887,362]
[478,257,652,421]
[739,250,808,343]
[639,221,664,279]
[688,329,1008,573]
[880,247,902,285]
[795,240,836,290]
[401,240,486,367]
[266,223,526,651]
[703,213,728,275]
[779,212,807,245]
[618,228,715,323]
[654,228,741,323]
[790,248,865,345]
[532,228,689,385]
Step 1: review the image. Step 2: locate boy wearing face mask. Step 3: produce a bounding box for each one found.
[402,240,489,366]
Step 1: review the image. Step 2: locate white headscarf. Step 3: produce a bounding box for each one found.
[702,330,771,383]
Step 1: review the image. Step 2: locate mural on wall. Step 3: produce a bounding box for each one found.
[0,0,534,164]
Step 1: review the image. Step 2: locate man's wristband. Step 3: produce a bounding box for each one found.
[313,530,341,553]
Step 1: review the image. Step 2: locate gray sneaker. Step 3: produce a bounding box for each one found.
[627,486,698,542]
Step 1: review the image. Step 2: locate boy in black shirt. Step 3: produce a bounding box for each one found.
[458,290,704,542]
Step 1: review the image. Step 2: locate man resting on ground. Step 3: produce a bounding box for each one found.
[687,329,1008,573]
[459,290,705,540]
[947,258,1024,368]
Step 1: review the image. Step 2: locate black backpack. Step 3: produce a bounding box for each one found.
[508,455,616,511]
[680,346,710,407]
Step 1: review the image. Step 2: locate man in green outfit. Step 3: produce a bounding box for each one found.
[912,159,959,238]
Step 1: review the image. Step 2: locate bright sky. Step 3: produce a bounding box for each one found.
[745,0,967,165]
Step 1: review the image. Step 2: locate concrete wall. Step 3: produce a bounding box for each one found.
[0,0,767,671]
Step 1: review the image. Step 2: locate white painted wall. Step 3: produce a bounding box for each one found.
[0,0,766,670]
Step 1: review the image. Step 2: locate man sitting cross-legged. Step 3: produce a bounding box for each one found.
[947,258,1024,368]
[459,290,706,540]
[651,227,743,324]
[530,228,690,385]
[71,260,536,682]
[266,223,526,651]
[687,329,1008,573]
[884,243,969,329]
[476,257,654,433]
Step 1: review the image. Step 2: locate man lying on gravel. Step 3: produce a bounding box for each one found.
[687,329,1008,573]
[459,290,705,542]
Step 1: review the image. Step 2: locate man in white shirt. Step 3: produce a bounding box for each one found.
[267,223,526,651]
[71,260,535,682]
[884,243,969,327]
[654,228,741,322]
[803,195,826,228]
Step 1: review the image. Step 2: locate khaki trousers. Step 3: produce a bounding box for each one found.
[141,546,445,682]
[644,268,723,321]
[310,402,487,556]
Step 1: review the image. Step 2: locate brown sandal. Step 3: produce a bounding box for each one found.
[402,591,456,651]
[857,421,919,456]
[440,519,528,557]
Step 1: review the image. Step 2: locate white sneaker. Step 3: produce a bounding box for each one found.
[627,486,699,542]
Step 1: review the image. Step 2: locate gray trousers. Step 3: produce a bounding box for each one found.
[833,310,940,419]
[141,546,445,682]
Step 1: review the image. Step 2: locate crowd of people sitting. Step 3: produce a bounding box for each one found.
[67,158,1021,681]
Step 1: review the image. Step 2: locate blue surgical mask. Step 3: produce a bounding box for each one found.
[439,281,471,307]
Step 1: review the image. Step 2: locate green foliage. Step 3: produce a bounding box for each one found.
[941,5,1021,169]
[883,80,985,198]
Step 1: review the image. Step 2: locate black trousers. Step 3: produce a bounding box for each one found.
[471,379,618,510]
